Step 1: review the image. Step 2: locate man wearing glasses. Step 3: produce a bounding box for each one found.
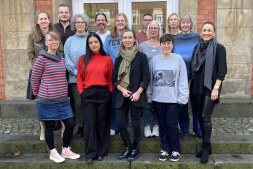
[136,13,153,44]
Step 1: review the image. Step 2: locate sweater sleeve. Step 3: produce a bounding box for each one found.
[177,57,189,104]
[76,57,84,94]
[27,33,35,66]
[216,44,227,81]
[107,57,114,92]
[30,56,45,96]
[64,38,77,76]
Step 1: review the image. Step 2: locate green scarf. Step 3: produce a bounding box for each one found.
[117,43,139,89]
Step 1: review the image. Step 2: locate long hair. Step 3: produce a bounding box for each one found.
[32,10,55,43]
[146,20,163,40]
[110,13,129,38]
[166,13,179,34]
[83,32,107,72]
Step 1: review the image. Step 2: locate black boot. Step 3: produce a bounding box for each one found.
[127,141,139,161]
[200,142,211,163]
[118,141,131,160]
[196,141,212,158]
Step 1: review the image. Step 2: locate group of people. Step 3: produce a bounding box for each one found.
[28,4,227,164]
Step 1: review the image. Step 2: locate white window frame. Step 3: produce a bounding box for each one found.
[72,0,179,28]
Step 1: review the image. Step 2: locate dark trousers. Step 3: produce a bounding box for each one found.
[115,99,142,143]
[81,86,111,159]
[153,102,181,153]
[44,117,76,150]
[192,95,215,142]
[69,83,83,128]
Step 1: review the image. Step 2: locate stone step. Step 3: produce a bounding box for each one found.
[1,98,253,118]
[1,135,253,155]
[0,153,253,169]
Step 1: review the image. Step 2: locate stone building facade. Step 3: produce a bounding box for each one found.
[0,0,252,99]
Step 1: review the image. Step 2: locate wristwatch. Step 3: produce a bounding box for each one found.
[214,85,219,90]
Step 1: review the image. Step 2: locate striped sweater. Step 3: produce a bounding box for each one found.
[31,50,68,104]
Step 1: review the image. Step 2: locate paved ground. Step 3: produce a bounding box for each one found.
[0,117,253,136]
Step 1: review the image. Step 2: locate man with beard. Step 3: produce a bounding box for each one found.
[136,13,153,44]
[95,13,110,43]
[55,4,75,46]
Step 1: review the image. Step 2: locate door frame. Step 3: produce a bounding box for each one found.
[72,0,179,28]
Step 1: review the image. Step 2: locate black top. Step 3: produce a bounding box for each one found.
[112,51,150,108]
[190,43,227,98]
[54,22,75,46]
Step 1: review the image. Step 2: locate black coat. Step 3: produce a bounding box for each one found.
[112,51,150,108]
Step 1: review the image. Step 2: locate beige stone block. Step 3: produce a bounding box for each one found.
[225,45,252,63]
[216,28,235,45]
[1,0,34,15]
[5,82,27,99]
[217,0,230,9]
[243,0,253,9]
[179,0,198,31]
[216,9,235,28]
[4,66,30,83]
[2,49,31,67]
[2,14,18,32]
[2,31,31,49]
[17,14,34,32]
[226,63,251,80]
[235,28,252,45]
[221,79,251,98]
[236,9,253,28]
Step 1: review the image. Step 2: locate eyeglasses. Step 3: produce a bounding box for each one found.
[46,39,58,42]
[150,27,158,30]
[75,21,85,24]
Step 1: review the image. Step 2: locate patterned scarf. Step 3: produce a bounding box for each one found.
[191,38,217,91]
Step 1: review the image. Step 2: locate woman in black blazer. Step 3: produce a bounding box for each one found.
[112,29,150,161]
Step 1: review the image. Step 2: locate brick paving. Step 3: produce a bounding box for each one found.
[0,117,253,136]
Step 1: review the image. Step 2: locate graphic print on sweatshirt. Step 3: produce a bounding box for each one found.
[109,39,120,48]
[153,70,176,87]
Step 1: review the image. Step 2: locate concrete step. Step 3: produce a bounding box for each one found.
[1,99,253,118]
[1,134,253,155]
[0,153,253,169]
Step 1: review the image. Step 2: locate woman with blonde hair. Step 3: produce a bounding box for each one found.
[139,20,163,138]
[27,9,64,141]
[166,13,180,35]
[104,13,129,136]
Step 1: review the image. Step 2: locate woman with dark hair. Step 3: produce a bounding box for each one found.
[191,22,227,163]
[113,29,150,161]
[77,32,113,163]
[27,9,64,141]
[147,34,188,162]
[31,32,80,163]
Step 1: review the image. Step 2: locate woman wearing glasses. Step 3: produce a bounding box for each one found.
[139,20,163,138]
[64,14,90,138]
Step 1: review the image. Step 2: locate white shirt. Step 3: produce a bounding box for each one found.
[96,30,110,43]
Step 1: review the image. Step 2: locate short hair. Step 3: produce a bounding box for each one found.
[70,13,90,32]
[179,13,193,31]
[95,12,108,22]
[146,20,163,39]
[58,4,70,9]
[45,31,60,41]
[160,34,174,44]
[143,13,153,19]
[202,21,216,32]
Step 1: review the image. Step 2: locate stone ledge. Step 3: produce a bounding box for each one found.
[1,99,253,118]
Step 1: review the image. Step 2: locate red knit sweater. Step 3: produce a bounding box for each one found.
[77,53,113,94]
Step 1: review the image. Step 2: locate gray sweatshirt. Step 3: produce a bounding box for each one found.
[146,53,189,104]
[139,41,161,63]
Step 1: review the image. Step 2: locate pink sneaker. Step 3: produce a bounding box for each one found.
[50,148,65,163]
[61,147,80,159]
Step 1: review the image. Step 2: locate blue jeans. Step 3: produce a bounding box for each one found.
[143,102,158,126]
[153,102,181,153]
[179,99,202,136]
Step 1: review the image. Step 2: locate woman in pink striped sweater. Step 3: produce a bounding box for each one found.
[31,31,80,163]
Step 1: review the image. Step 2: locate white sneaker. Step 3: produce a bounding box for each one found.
[50,148,65,163]
[144,125,152,137]
[61,147,80,159]
[110,129,115,136]
[152,125,159,137]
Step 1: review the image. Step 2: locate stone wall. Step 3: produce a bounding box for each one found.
[0,0,34,99]
[216,0,253,98]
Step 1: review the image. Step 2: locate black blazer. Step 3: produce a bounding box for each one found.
[112,51,150,108]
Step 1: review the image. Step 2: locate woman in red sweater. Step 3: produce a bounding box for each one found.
[77,32,113,163]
